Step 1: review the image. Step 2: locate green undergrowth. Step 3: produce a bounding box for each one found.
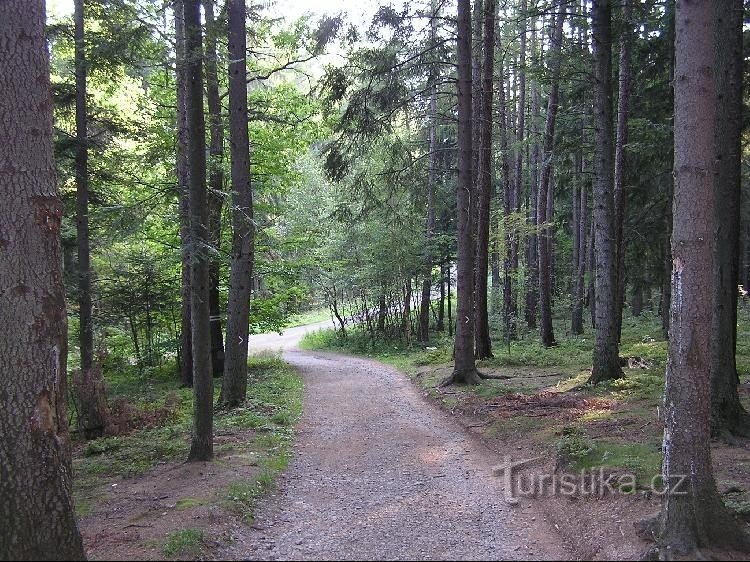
[72,353,302,521]
[301,306,750,489]
[162,528,204,558]
[285,306,333,328]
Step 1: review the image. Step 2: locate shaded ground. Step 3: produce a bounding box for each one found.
[220,350,571,560]
[74,355,302,560]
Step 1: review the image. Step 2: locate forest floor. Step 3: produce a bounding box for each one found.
[72,354,303,560]
[300,306,750,560]
[71,308,750,560]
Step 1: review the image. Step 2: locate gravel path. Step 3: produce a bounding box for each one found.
[225,334,570,560]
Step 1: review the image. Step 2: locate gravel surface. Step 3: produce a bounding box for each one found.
[224,344,570,560]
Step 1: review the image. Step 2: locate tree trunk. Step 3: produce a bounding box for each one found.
[537,7,564,348]
[74,0,94,371]
[656,1,748,553]
[570,150,586,335]
[587,211,596,329]
[474,0,496,360]
[419,7,439,343]
[631,280,643,317]
[438,259,446,331]
[0,2,86,557]
[587,0,623,384]
[378,291,387,333]
[203,0,225,377]
[448,0,480,385]
[498,52,515,342]
[526,21,540,329]
[221,0,254,408]
[613,0,632,345]
[710,0,750,439]
[661,0,675,339]
[174,0,193,387]
[185,0,213,462]
[511,0,527,328]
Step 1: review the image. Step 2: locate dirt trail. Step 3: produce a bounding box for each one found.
[221,327,571,560]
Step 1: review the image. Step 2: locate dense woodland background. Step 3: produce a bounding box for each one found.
[2,0,750,559]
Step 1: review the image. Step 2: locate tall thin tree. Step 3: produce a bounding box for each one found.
[474,0,497,359]
[613,0,632,343]
[184,0,213,461]
[446,0,481,385]
[75,0,94,370]
[710,0,750,439]
[0,1,86,557]
[174,0,193,387]
[203,0,226,377]
[418,1,440,343]
[222,0,254,407]
[587,0,623,383]
[537,6,565,348]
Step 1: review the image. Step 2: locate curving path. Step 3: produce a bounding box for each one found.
[224,325,569,560]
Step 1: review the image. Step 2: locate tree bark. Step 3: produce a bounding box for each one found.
[571,150,585,334]
[474,0,496,359]
[511,0,527,330]
[74,0,94,371]
[587,210,596,328]
[613,0,632,345]
[587,0,623,384]
[526,20,540,329]
[710,0,750,439]
[419,4,439,343]
[656,1,748,553]
[0,2,86,557]
[174,0,193,388]
[498,50,515,342]
[537,7,564,348]
[185,0,213,462]
[438,259,446,331]
[661,0,675,339]
[447,0,480,385]
[221,0,254,408]
[203,0,225,377]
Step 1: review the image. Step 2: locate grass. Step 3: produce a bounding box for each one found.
[162,528,204,558]
[285,306,332,328]
[73,352,303,523]
[301,303,750,488]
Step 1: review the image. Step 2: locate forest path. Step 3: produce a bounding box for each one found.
[222,327,569,560]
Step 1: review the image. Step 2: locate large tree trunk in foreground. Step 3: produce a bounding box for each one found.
[0,2,85,557]
[447,0,480,385]
[221,0,254,408]
[710,0,750,439]
[655,0,748,554]
[613,0,632,345]
[185,0,213,462]
[75,0,94,371]
[587,0,623,384]
[203,0,225,377]
[474,0,496,359]
[174,0,193,388]
[537,7,564,348]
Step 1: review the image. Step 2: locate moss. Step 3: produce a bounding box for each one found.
[162,528,204,558]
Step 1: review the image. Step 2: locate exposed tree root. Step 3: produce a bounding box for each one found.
[477,372,513,380]
[440,368,483,386]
